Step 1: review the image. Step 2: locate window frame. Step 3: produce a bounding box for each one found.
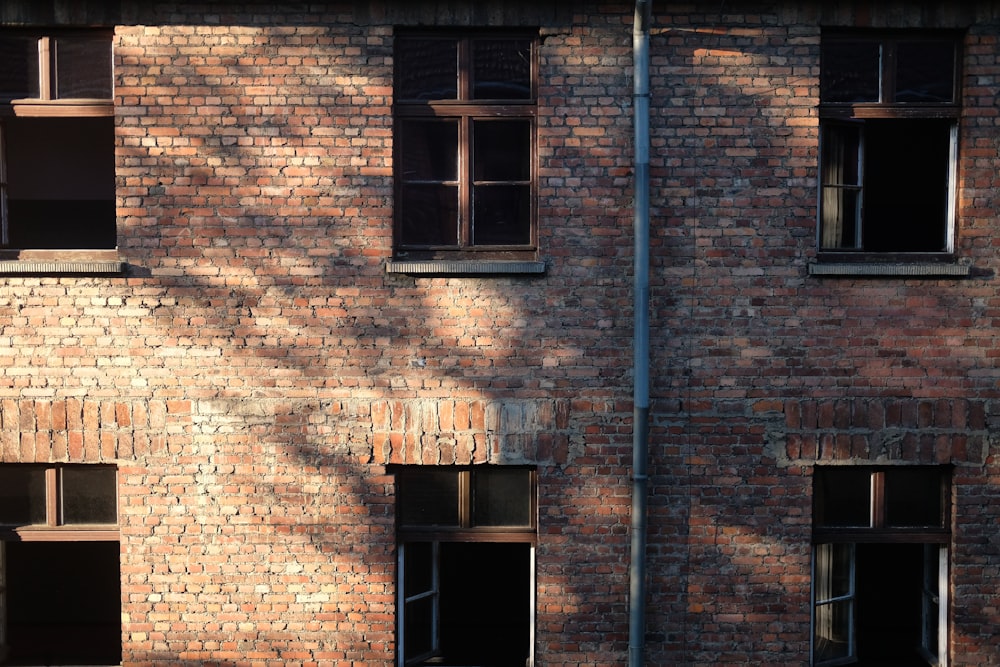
[0,29,118,261]
[0,463,119,542]
[394,465,537,667]
[816,31,962,260]
[392,30,539,263]
[811,466,950,667]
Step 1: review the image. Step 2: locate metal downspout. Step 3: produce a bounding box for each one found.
[628,1,652,667]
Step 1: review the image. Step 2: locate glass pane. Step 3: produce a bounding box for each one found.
[473,38,532,99]
[814,599,853,663]
[474,120,531,181]
[820,187,860,250]
[404,595,435,660]
[398,469,460,527]
[0,35,36,100]
[404,542,434,597]
[61,467,117,524]
[895,41,955,103]
[399,184,459,246]
[0,466,46,525]
[472,184,530,246]
[400,120,459,182]
[397,38,458,100]
[821,125,861,187]
[55,35,112,99]
[822,40,881,103]
[814,468,871,528]
[885,468,943,527]
[472,468,533,527]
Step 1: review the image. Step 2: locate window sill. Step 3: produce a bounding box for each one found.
[0,250,125,276]
[386,259,547,275]
[809,256,971,278]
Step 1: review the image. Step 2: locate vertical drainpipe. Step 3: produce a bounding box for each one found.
[628,2,652,667]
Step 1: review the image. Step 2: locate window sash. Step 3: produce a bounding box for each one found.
[812,543,856,666]
[0,464,118,540]
[921,545,948,667]
[398,542,440,667]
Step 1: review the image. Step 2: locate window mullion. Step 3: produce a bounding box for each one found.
[0,122,7,247]
[871,471,885,529]
[459,470,471,528]
[45,467,59,527]
[459,116,471,248]
[38,36,53,101]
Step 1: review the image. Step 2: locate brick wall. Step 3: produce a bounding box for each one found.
[0,1,998,665]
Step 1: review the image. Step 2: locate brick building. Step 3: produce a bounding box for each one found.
[0,0,998,665]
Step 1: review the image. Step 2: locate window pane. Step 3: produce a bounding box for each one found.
[0,467,46,525]
[472,468,533,527]
[815,468,871,528]
[814,599,853,663]
[895,41,955,103]
[474,120,531,181]
[821,40,881,103]
[400,120,459,182]
[885,468,944,527]
[399,184,459,246]
[404,595,435,660]
[472,184,531,246]
[54,35,112,99]
[61,467,117,525]
[473,38,532,100]
[0,35,36,100]
[398,469,460,527]
[397,38,458,100]
[403,542,434,597]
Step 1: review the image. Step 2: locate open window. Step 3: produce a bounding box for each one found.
[393,32,537,263]
[812,467,949,667]
[0,464,120,666]
[818,32,960,257]
[394,466,536,667]
[0,30,115,252]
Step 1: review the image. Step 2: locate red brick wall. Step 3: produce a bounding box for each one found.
[0,1,998,666]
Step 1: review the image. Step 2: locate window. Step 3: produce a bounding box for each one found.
[0,464,120,666]
[0,30,115,251]
[393,33,537,262]
[812,467,949,667]
[819,33,960,255]
[394,466,536,667]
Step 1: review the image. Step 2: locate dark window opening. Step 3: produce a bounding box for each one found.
[395,466,536,667]
[2,541,121,666]
[2,116,116,250]
[812,467,949,667]
[818,32,959,256]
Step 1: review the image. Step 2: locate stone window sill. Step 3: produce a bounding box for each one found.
[386,259,547,276]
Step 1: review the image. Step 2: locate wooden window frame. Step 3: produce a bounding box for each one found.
[817,31,961,259]
[393,31,539,262]
[395,465,537,544]
[812,466,950,667]
[0,464,119,542]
